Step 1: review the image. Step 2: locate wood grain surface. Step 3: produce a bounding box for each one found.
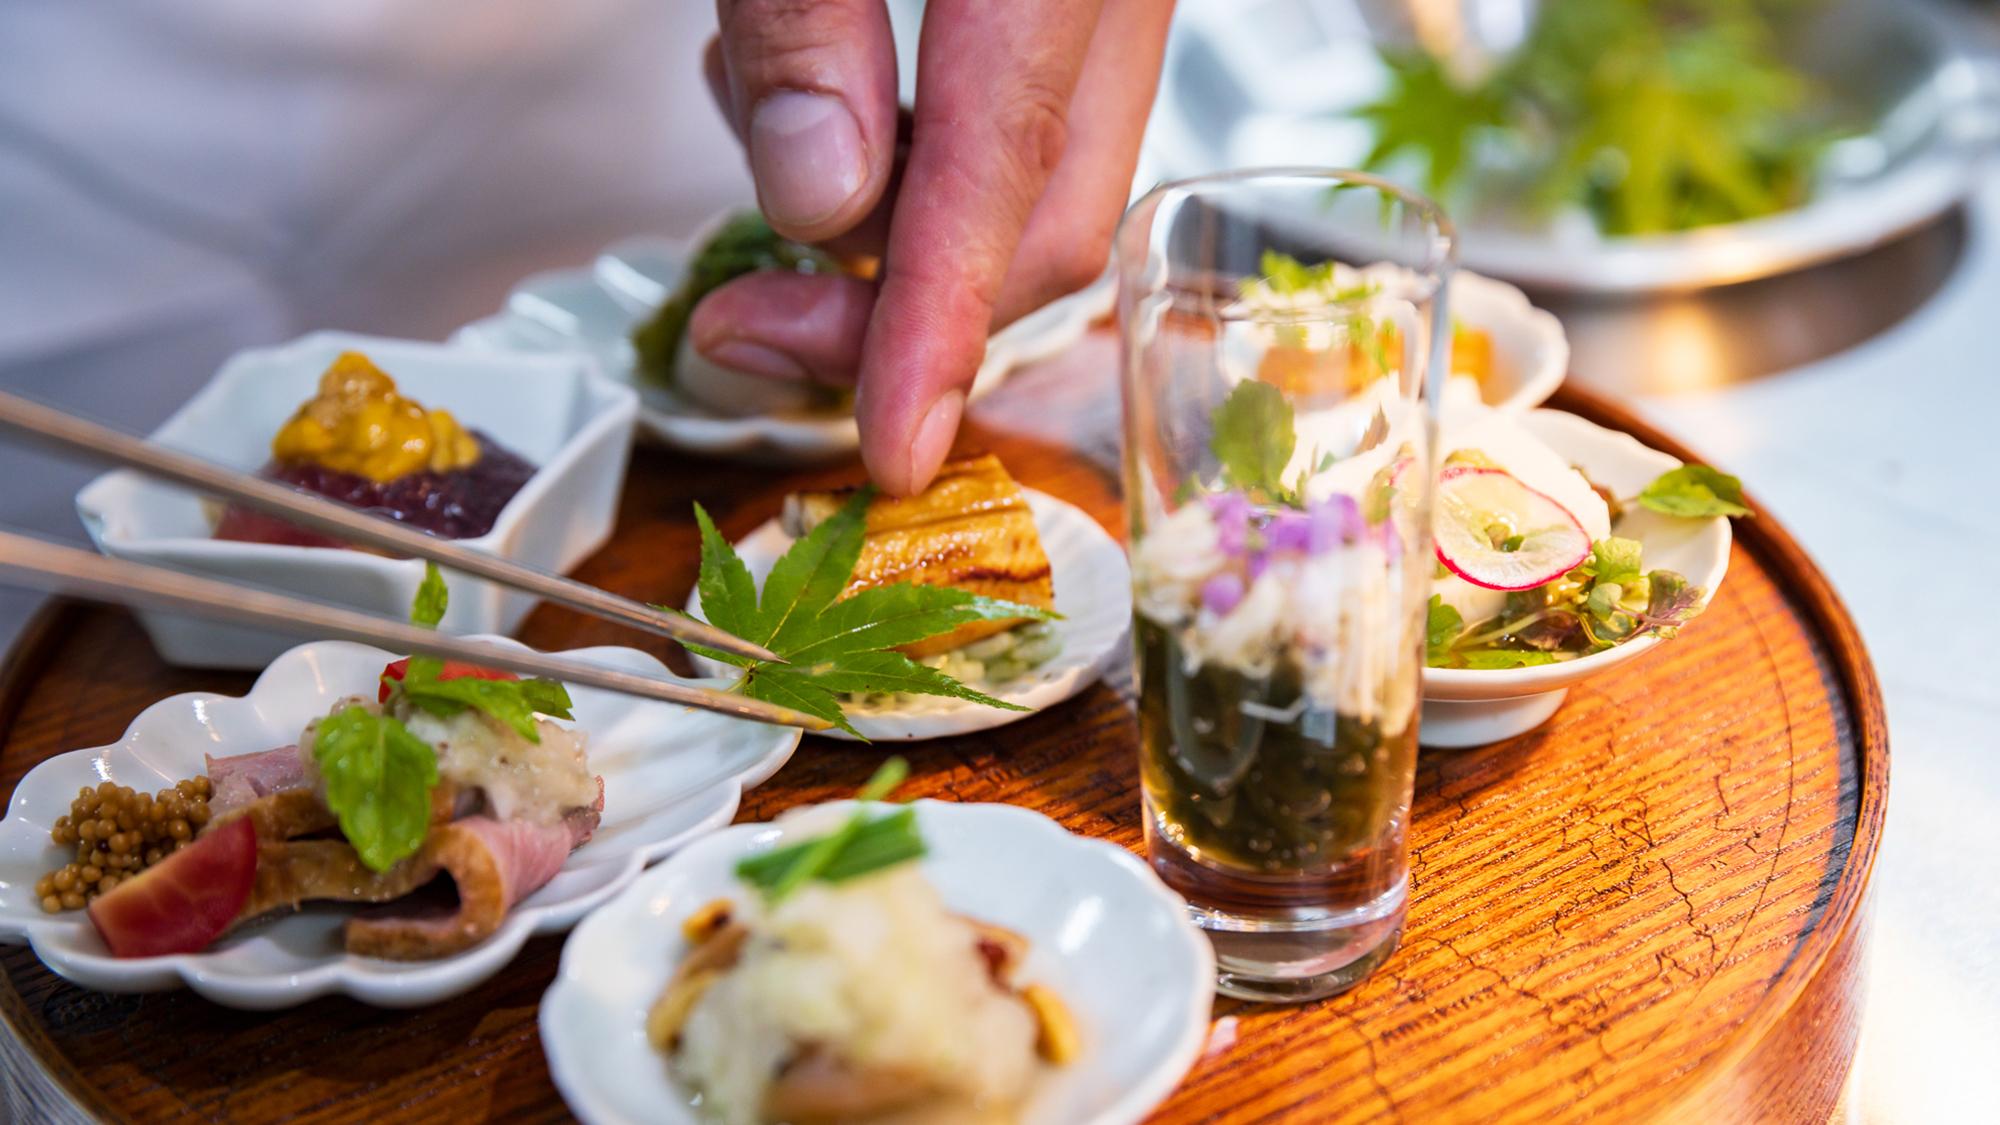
[0,334,1884,1125]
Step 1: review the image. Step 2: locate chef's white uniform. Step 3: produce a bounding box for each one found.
[0,0,751,648]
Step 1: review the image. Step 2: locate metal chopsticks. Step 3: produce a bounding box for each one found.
[0,530,829,731]
[0,388,780,665]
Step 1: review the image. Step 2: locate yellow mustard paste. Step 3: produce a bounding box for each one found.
[271,352,480,482]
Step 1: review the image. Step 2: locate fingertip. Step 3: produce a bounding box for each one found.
[749,91,871,238]
[866,389,964,497]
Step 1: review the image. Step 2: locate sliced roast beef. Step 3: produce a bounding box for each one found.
[207,744,310,818]
[242,839,443,919]
[342,815,576,960]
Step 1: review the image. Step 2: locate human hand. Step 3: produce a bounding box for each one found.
[693,0,1174,495]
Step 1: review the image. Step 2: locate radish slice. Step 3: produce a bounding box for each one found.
[1434,465,1591,591]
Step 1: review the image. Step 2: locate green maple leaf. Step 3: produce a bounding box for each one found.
[681,489,1057,738]
[1357,50,1507,197]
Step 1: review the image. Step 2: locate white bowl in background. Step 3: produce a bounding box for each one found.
[453,209,1117,464]
[541,798,1215,1125]
[1420,409,1733,747]
[687,490,1132,741]
[75,331,638,669]
[0,636,800,1009]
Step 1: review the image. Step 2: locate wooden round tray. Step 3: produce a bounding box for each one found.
[0,367,1883,1124]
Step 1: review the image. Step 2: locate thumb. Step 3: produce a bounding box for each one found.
[713,0,900,242]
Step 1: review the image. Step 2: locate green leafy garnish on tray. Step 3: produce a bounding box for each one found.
[1359,0,1844,235]
[682,489,1055,738]
[736,758,924,901]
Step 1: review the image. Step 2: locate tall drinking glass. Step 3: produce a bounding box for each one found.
[1115,170,1453,1001]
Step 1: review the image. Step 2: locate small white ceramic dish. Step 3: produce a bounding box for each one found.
[541,798,1214,1125]
[687,490,1131,740]
[74,331,638,670]
[1450,270,1567,414]
[0,636,799,1009]
[1419,409,1733,747]
[453,210,1116,463]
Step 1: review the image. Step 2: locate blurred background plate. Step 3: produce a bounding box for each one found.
[1141,0,2000,293]
[454,214,1115,465]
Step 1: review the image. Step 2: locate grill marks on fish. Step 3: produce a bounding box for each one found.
[785,455,1055,658]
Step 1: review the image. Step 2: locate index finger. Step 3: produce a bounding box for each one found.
[853,0,1109,496]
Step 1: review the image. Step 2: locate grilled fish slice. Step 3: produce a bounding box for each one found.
[782,455,1054,658]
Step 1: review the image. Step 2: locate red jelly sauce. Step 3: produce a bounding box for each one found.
[213,432,535,546]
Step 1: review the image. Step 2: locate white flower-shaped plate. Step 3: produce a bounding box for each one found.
[1420,409,1733,747]
[0,636,800,1009]
[452,209,1115,464]
[541,799,1215,1125]
[688,491,1131,740]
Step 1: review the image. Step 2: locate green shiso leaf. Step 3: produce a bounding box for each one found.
[1638,465,1752,519]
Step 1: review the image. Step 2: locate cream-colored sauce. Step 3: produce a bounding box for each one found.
[399,706,596,825]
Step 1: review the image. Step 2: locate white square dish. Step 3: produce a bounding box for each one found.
[75,331,639,668]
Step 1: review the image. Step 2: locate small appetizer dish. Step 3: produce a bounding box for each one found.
[0,630,799,1008]
[75,331,637,669]
[1195,251,1567,416]
[540,776,1214,1125]
[452,207,1115,463]
[1418,405,1738,746]
[685,455,1131,740]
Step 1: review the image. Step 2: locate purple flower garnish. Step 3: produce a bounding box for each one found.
[1201,572,1245,616]
[1307,495,1360,553]
[1206,491,1252,557]
[1265,510,1313,555]
[1378,514,1404,559]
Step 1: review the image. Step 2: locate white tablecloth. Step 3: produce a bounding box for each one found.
[1636,173,2000,1124]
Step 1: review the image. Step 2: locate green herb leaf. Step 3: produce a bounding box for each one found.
[1259,249,1338,295]
[1426,595,1464,667]
[1357,51,1508,196]
[412,562,448,629]
[1359,1,1837,235]
[1586,537,1646,587]
[311,706,439,872]
[785,583,1054,665]
[1639,569,1707,638]
[737,808,927,891]
[518,678,576,720]
[761,489,874,651]
[393,656,572,741]
[692,503,764,656]
[738,758,921,901]
[685,495,1053,737]
[1459,649,1561,670]
[1638,465,1752,518]
[1585,582,1625,621]
[1210,379,1295,497]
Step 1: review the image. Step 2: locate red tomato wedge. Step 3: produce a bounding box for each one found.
[378,657,519,702]
[87,815,257,958]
